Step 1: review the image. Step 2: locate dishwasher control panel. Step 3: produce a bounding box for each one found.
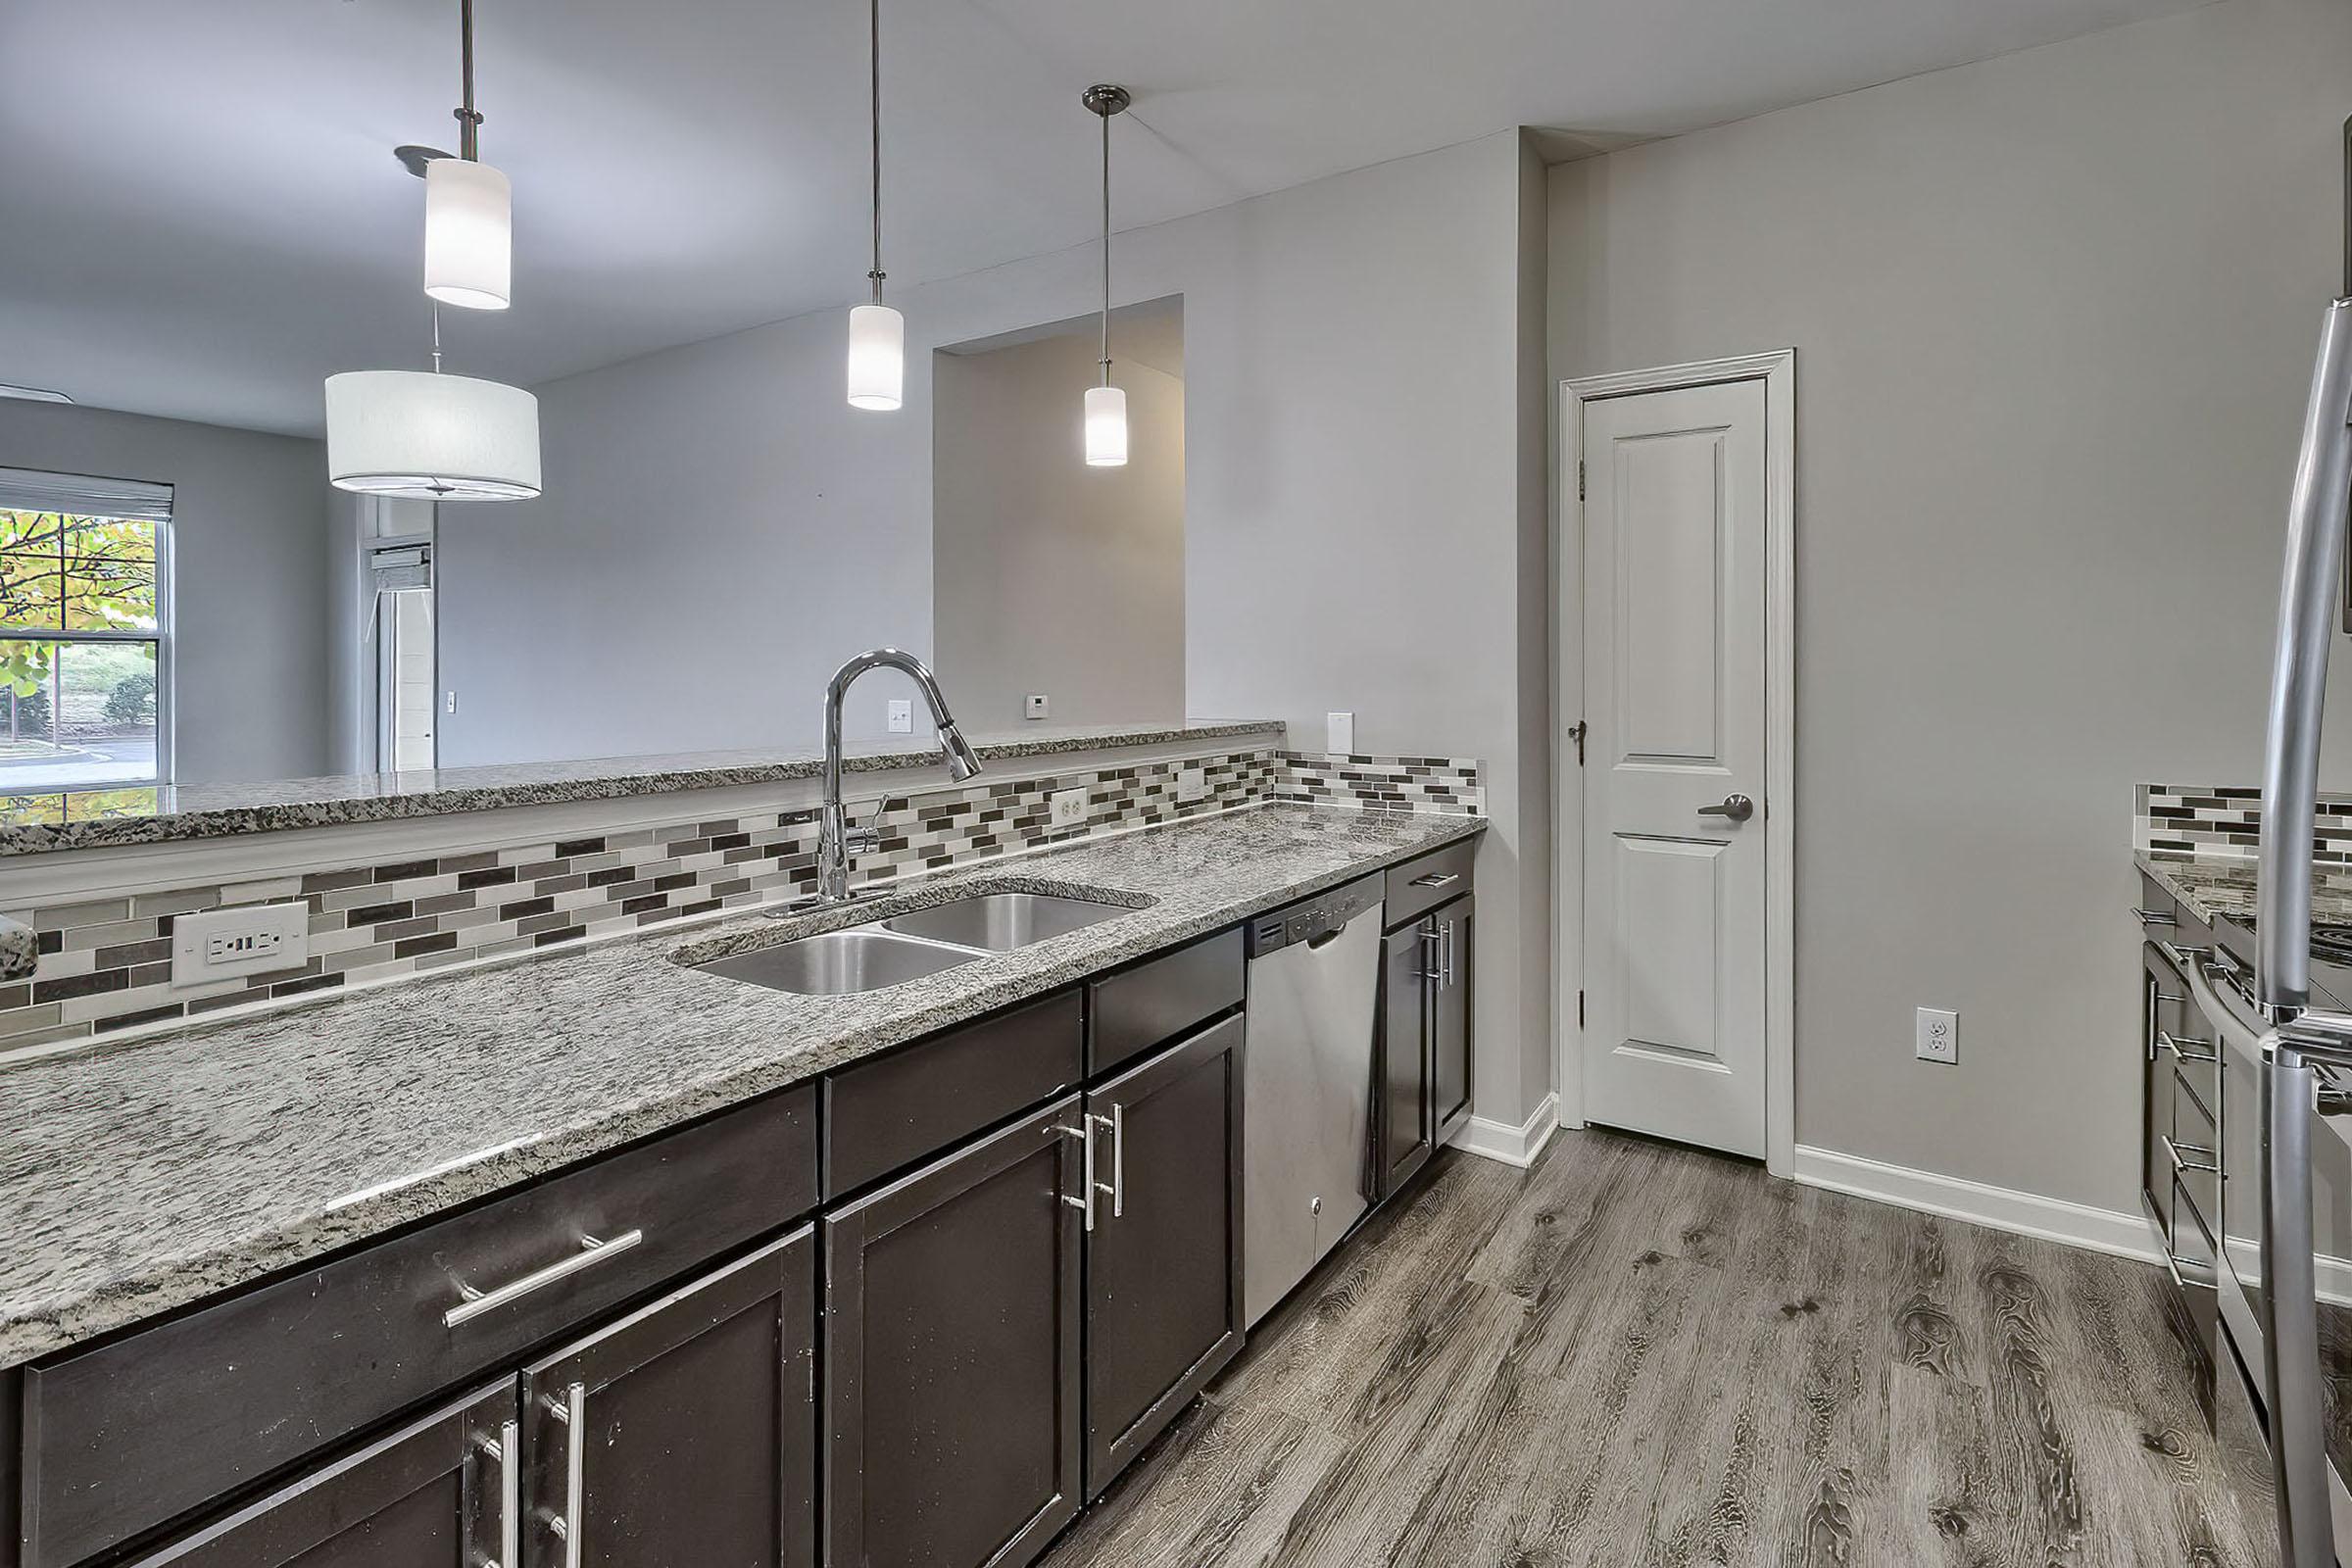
[1246,872,1386,956]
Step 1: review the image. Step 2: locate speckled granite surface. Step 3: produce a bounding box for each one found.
[0,804,1480,1367]
[2135,850,2352,927]
[0,914,32,981]
[0,719,1283,858]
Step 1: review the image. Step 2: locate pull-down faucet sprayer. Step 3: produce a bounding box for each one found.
[815,649,982,903]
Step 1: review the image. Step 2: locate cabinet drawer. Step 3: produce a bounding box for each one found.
[1385,839,1477,930]
[822,990,1084,1197]
[1088,928,1244,1076]
[22,1084,816,1568]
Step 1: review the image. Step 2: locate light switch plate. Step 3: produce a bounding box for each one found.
[887,699,912,734]
[173,903,311,989]
[1915,1006,1958,1065]
[1327,711,1355,755]
[1050,788,1089,829]
[1026,694,1051,721]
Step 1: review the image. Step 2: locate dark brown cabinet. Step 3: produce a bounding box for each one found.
[822,1098,1085,1568]
[119,1385,513,1568]
[1082,1014,1247,1495]
[520,1226,815,1568]
[1378,923,1437,1198]
[1378,894,1474,1200]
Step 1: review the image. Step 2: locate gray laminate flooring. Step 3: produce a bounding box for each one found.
[1040,1127,2278,1567]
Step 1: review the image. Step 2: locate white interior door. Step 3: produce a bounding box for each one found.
[1581,379,1768,1158]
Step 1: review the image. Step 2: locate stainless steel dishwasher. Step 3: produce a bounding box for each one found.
[1242,873,1385,1327]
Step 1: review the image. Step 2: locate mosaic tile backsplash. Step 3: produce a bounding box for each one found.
[2135,783,2352,863]
[1272,754,1484,814]
[0,747,1480,1056]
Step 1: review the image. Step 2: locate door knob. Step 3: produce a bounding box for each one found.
[1696,794,1755,822]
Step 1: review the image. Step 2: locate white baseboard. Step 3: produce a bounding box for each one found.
[1790,1145,2162,1263]
[1454,1093,1560,1169]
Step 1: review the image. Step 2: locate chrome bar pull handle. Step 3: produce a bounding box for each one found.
[1109,1103,1126,1219]
[2162,1134,2219,1175]
[1696,793,1755,822]
[1419,926,1442,983]
[2157,1030,2219,1064]
[472,1419,518,1568]
[2132,906,2179,927]
[542,1384,586,1568]
[1050,1120,1095,1230]
[1441,919,1455,987]
[1408,871,1459,889]
[445,1231,644,1328]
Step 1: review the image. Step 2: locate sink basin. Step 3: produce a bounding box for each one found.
[694,929,979,996]
[882,892,1126,952]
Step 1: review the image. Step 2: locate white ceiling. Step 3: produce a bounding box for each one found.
[4,0,2199,437]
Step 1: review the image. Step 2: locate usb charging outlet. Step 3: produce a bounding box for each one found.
[173,903,312,988]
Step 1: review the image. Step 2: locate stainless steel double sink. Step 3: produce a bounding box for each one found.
[692,891,1128,996]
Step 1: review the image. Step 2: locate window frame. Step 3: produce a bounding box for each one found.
[0,506,173,796]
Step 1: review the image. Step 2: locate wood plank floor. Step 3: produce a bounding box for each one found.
[1039,1127,2278,1567]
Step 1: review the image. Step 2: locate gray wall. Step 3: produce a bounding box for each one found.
[1548,0,2352,1211]
[933,324,1186,732]
[0,401,332,784]
[434,311,937,766]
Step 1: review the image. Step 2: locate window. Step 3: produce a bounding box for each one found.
[0,466,171,794]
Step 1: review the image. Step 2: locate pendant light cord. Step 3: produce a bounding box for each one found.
[1099,107,1111,387]
[455,0,483,161]
[868,0,885,305]
[430,301,444,373]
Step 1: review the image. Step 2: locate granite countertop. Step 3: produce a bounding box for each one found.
[2136,850,2352,928]
[0,719,1284,858]
[0,803,1481,1367]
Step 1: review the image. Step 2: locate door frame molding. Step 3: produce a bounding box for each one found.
[1554,349,1796,1177]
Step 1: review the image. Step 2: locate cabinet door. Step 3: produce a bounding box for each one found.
[1377,921,1436,1200]
[519,1227,815,1568]
[1432,896,1475,1140]
[824,1098,1084,1568]
[1084,1014,1246,1496]
[122,1385,513,1568]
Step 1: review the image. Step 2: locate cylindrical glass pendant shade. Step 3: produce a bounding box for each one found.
[847,304,905,411]
[1084,384,1128,467]
[424,158,513,311]
[324,370,542,500]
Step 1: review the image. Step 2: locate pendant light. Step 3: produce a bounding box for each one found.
[1081,84,1130,467]
[422,0,512,311]
[846,0,904,411]
[327,308,542,500]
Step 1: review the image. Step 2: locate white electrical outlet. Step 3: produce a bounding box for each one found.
[1327,711,1355,755]
[172,903,311,988]
[1915,1006,1958,1065]
[1176,766,1207,804]
[1026,694,1051,721]
[887,699,912,734]
[444,691,459,714]
[1050,788,1089,829]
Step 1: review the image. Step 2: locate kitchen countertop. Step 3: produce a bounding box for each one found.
[0,718,1284,858]
[0,803,1481,1368]
[2136,850,2352,928]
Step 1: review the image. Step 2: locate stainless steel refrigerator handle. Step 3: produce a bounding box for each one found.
[2253,295,2352,1568]
[2258,296,2352,1014]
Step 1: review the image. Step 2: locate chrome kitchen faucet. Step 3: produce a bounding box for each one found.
[813,649,982,904]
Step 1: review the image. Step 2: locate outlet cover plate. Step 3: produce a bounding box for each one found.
[1915,1006,1958,1065]
[887,699,912,734]
[1176,766,1207,804]
[1050,788,1089,829]
[173,903,312,988]
[1025,694,1051,720]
